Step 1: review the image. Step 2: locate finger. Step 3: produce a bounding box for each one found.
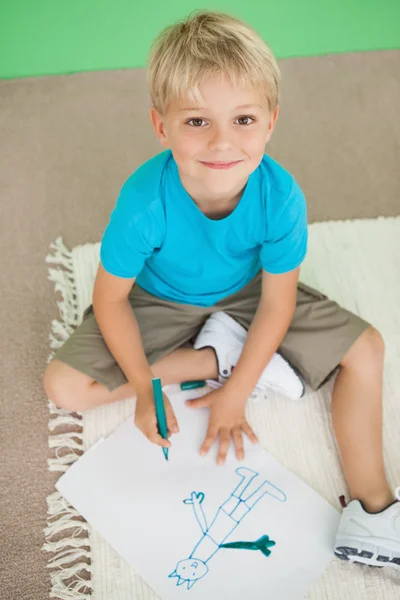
[166,409,179,434]
[217,428,231,466]
[164,396,179,434]
[232,426,244,460]
[200,427,218,456]
[186,396,211,409]
[147,431,172,448]
[241,421,258,444]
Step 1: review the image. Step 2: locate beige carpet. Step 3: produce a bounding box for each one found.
[0,49,399,599]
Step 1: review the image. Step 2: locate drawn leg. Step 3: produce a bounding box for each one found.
[232,467,258,498]
[222,470,286,520]
[227,480,286,522]
[219,468,258,515]
[243,480,287,507]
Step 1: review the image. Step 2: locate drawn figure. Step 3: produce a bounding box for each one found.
[169,467,286,590]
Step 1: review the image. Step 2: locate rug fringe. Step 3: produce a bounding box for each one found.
[46,490,81,517]
[48,400,74,416]
[43,237,91,599]
[48,431,84,451]
[43,536,90,553]
[48,415,83,431]
[49,564,92,600]
[45,237,80,364]
[47,548,91,568]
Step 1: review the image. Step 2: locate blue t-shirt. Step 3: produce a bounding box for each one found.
[100,149,308,307]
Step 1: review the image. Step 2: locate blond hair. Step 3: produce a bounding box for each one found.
[147,10,280,116]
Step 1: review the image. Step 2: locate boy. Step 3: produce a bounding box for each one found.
[43,10,399,569]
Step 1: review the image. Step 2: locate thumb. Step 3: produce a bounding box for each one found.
[186,396,211,409]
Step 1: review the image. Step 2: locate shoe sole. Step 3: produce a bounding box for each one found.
[284,360,306,398]
[335,538,400,570]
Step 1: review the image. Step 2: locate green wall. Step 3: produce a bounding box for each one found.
[1,0,399,79]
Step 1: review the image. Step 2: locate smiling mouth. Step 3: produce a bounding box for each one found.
[200,160,242,169]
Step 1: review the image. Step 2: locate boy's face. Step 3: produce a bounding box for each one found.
[150,75,279,204]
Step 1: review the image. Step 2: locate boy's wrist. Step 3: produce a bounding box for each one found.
[132,370,154,396]
[223,379,251,404]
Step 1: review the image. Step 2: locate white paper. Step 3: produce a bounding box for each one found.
[56,394,340,600]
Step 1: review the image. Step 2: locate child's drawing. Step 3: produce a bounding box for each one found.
[169,466,287,589]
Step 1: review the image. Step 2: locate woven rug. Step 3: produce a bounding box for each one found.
[43,217,400,599]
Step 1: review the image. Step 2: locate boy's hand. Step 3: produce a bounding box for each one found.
[135,391,179,448]
[186,388,258,465]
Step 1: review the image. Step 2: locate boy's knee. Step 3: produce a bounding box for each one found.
[43,360,89,411]
[356,326,385,360]
[341,326,385,369]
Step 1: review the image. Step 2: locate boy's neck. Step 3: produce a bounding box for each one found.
[195,191,244,220]
[178,169,249,220]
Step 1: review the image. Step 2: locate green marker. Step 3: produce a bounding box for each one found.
[180,380,206,390]
[152,377,169,461]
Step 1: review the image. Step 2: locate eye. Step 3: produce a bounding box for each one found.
[186,118,207,127]
[235,115,255,125]
[185,115,255,127]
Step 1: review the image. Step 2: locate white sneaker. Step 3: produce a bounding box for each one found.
[193,311,305,401]
[334,488,400,570]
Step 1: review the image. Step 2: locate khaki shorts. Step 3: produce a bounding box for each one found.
[53,272,371,392]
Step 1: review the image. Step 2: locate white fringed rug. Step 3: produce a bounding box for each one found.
[43,217,400,599]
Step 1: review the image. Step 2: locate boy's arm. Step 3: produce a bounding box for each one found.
[224,267,299,401]
[92,264,153,395]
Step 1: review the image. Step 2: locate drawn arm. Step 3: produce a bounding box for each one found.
[183,492,208,533]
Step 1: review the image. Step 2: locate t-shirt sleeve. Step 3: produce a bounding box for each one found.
[260,179,308,274]
[100,181,164,278]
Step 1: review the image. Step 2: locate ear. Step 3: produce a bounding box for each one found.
[265,105,280,144]
[168,570,177,578]
[150,107,170,148]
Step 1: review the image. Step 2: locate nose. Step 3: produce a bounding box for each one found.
[208,123,233,152]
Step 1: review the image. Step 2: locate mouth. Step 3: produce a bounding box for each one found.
[200,160,243,170]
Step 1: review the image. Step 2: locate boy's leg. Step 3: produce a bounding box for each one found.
[330,326,393,509]
[45,346,218,411]
[279,283,393,511]
[44,284,218,412]
[219,277,393,510]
